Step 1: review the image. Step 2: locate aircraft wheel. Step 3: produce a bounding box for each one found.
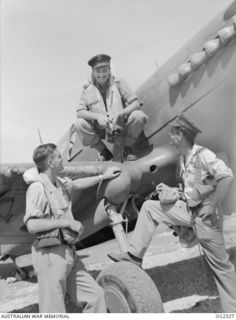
[96,261,164,313]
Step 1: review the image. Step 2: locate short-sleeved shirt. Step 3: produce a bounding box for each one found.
[180,144,233,201]
[24,173,73,224]
[76,76,138,115]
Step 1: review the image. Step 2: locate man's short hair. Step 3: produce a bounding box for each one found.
[171,126,195,145]
[171,113,201,145]
[33,143,57,172]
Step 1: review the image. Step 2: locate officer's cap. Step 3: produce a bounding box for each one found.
[88,54,111,69]
[172,113,202,137]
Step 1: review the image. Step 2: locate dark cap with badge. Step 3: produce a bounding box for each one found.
[88,54,111,69]
[172,113,202,138]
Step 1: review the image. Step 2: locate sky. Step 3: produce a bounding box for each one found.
[1,0,233,163]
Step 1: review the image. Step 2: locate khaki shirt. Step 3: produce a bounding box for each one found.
[180,144,233,202]
[24,173,73,224]
[77,76,138,117]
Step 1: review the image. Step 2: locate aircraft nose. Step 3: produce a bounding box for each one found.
[97,169,131,205]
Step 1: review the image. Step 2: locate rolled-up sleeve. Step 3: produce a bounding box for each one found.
[117,78,138,105]
[200,149,234,181]
[23,182,50,224]
[58,177,73,195]
[76,89,88,114]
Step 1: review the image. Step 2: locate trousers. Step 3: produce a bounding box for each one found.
[32,243,106,313]
[128,199,236,312]
[74,110,147,147]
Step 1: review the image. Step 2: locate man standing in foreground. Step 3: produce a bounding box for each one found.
[23,143,120,313]
[74,54,148,161]
[108,113,236,312]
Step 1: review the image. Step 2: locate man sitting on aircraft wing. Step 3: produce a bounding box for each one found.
[23,143,121,313]
[108,113,236,312]
[74,54,148,161]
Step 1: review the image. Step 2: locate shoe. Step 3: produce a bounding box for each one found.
[124,147,137,161]
[107,252,142,267]
[99,148,113,161]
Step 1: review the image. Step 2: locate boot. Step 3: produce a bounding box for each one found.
[107,251,142,267]
[99,147,113,161]
[124,146,137,161]
[94,141,113,161]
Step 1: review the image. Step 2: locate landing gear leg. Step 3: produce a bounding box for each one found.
[105,203,128,253]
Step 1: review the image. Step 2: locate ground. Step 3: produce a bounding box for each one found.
[0,214,236,313]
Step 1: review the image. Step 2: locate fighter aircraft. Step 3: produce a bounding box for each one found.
[1,0,236,312]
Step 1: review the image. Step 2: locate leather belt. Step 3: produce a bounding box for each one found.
[188,203,203,216]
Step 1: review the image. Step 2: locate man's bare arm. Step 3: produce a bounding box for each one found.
[68,166,121,191]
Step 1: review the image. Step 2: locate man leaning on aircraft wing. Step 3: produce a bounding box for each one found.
[23,143,121,313]
[108,113,236,313]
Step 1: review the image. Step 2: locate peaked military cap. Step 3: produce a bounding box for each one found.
[88,54,111,68]
[172,113,202,137]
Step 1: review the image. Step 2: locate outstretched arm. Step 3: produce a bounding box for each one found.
[66,166,121,191]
